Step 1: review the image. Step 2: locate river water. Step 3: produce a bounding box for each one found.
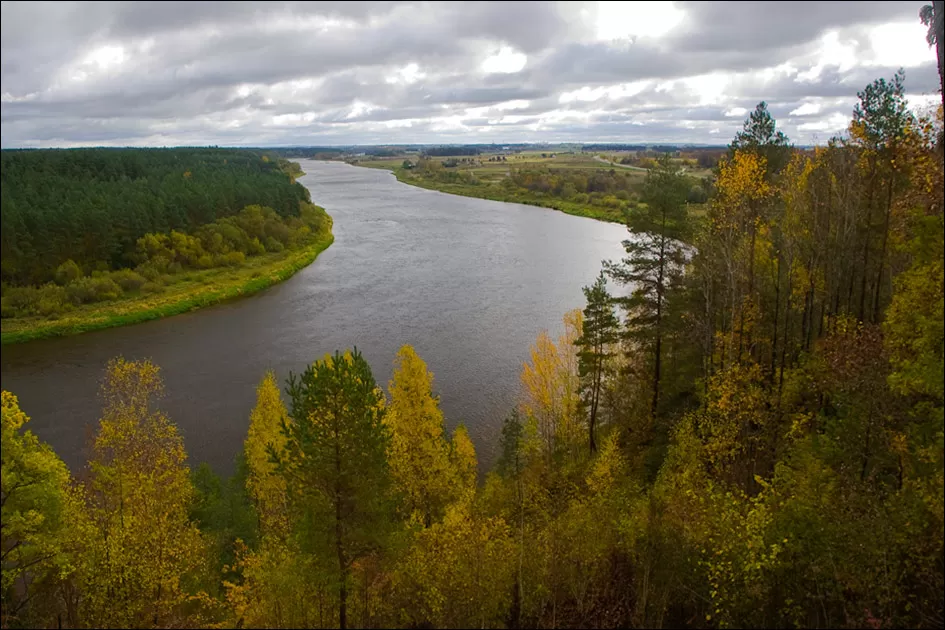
[0,160,628,475]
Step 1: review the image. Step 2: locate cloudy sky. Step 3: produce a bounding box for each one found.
[1,1,939,148]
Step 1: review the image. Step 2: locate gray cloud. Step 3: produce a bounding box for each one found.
[1,0,939,147]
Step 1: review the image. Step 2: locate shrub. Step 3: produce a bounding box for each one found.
[54,259,83,286]
[110,269,147,292]
[141,281,165,295]
[136,262,162,281]
[221,251,245,267]
[264,237,284,253]
[66,276,122,305]
[688,184,709,204]
[247,237,266,256]
[1,284,70,317]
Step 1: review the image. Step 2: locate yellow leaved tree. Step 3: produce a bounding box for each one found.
[520,309,585,461]
[0,391,75,628]
[386,345,465,525]
[74,358,208,628]
[244,370,289,537]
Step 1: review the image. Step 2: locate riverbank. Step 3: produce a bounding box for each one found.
[1,221,333,345]
[365,165,630,224]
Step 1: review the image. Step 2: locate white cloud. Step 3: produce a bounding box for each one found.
[868,21,935,68]
[0,0,938,147]
[797,111,849,132]
[386,62,425,85]
[790,102,822,116]
[481,47,527,74]
[594,1,685,41]
[84,45,126,70]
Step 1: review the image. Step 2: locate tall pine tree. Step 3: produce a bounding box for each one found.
[606,154,690,417]
[273,349,392,630]
[575,271,619,452]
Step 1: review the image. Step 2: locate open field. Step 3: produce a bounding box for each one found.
[353,149,712,224]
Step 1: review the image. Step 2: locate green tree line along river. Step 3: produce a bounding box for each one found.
[1,149,334,343]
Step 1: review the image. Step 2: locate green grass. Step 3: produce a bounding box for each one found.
[375,166,629,224]
[1,223,334,345]
[356,156,708,227]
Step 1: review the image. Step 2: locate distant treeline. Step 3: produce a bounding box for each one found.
[0,148,310,285]
[581,143,725,152]
[423,146,482,156]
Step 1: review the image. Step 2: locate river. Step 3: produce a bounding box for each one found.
[0,160,629,475]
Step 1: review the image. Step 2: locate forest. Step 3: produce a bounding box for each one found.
[2,64,944,630]
[0,149,332,338]
[0,148,312,286]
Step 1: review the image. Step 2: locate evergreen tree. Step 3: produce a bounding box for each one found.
[606,154,690,417]
[730,101,792,176]
[274,348,392,630]
[575,271,619,452]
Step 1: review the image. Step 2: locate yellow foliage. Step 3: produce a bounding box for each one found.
[714,151,773,228]
[386,344,457,524]
[388,500,515,628]
[244,371,290,536]
[450,424,478,499]
[225,537,333,628]
[75,357,209,628]
[520,309,585,458]
[1,391,74,628]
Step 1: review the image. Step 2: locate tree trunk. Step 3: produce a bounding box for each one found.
[872,176,894,322]
[936,1,945,112]
[858,237,870,322]
[335,432,348,629]
[770,252,781,382]
[589,352,601,453]
[653,218,666,417]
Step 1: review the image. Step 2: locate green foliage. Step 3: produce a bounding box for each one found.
[0,148,310,286]
[274,349,393,629]
[729,101,792,175]
[606,154,692,416]
[2,203,330,322]
[576,272,620,452]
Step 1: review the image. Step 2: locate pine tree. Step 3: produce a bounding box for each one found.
[606,155,690,417]
[274,348,392,630]
[575,271,619,452]
[730,101,792,176]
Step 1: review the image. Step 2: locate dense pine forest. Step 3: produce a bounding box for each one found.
[0,149,330,327]
[2,66,944,630]
[0,148,312,285]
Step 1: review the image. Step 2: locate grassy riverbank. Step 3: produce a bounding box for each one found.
[1,223,333,345]
[385,166,629,223]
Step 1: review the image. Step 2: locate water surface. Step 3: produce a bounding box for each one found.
[0,161,628,474]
